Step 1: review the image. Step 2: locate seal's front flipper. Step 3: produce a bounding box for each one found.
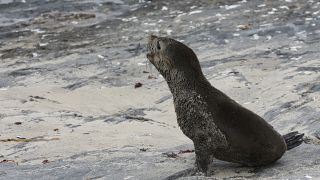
[163,168,198,180]
[283,131,304,150]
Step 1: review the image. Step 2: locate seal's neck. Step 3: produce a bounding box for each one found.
[165,69,211,97]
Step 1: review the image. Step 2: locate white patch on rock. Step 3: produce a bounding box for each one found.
[253,34,260,40]
[266,35,272,40]
[32,53,38,57]
[289,46,302,51]
[190,6,197,9]
[31,29,45,33]
[39,43,48,47]
[161,6,168,11]
[291,56,302,61]
[189,10,202,15]
[122,17,138,22]
[224,4,241,10]
[123,176,134,180]
[143,22,156,26]
[280,6,290,10]
[166,29,172,35]
[137,62,146,66]
[97,55,104,59]
[305,175,312,179]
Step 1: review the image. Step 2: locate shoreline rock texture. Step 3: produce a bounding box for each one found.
[0,0,319,179]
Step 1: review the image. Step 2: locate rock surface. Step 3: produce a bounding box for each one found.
[0,0,319,179]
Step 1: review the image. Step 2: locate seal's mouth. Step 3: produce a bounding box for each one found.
[146,35,158,63]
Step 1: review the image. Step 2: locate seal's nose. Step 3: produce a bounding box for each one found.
[148,35,158,42]
[147,35,158,52]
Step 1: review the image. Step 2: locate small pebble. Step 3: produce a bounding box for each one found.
[42,160,50,164]
[134,82,143,88]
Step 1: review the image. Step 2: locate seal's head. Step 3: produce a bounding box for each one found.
[146,35,203,81]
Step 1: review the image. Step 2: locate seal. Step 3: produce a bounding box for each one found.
[146,35,304,174]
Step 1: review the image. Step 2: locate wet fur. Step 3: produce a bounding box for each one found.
[147,35,299,173]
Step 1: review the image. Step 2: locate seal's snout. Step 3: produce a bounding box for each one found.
[146,35,157,63]
[149,35,158,41]
[147,35,158,50]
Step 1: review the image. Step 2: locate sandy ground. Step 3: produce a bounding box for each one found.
[0,0,320,179]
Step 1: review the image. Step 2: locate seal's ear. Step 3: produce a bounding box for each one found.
[155,40,173,69]
[156,40,161,50]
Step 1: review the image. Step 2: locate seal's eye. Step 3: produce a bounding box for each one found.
[156,41,161,50]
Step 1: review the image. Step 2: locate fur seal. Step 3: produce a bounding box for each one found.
[146,35,304,174]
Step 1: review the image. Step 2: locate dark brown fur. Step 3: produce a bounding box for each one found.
[146,35,296,174]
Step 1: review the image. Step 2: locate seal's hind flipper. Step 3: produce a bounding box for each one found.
[283,131,304,150]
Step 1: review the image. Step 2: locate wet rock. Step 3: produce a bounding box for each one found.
[0,0,319,179]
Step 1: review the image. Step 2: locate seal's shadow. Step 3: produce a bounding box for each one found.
[165,144,320,179]
[206,160,264,178]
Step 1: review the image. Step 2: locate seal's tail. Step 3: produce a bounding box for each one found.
[283,131,304,150]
